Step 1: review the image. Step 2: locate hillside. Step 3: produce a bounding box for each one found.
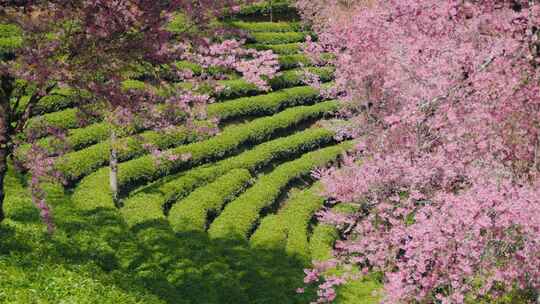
[0,2,379,303]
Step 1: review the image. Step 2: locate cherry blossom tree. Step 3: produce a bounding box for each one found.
[0,1,278,224]
[299,0,540,302]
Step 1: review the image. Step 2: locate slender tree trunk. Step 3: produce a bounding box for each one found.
[0,144,7,223]
[269,0,273,22]
[109,128,120,208]
[0,100,9,223]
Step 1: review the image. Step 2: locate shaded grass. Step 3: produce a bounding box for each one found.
[0,167,317,303]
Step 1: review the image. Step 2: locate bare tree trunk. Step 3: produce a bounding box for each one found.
[269,0,273,22]
[109,128,120,208]
[0,143,7,223]
[0,100,9,223]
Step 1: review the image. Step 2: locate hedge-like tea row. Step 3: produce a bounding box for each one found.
[208,85,323,121]
[25,108,102,139]
[283,185,326,260]
[20,87,79,116]
[58,89,331,183]
[230,21,302,32]
[246,42,301,55]
[26,57,321,119]
[25,77,328,149]
[249,215,287,250]
[167,169,253,232]
[56,127,200,182]
[0,24,22,54]
[268,67,334,91]
[23,80,329,170]
[248,32,306,45]
[207,141,353,240]
[309,203,358,262]
[72,101,339,211]
[236,0,296,18]
[309,224,338,262]
[215,67,334,101]
[25,70,325,141]
[278,54,313,70]
[16,122,110,160]
[159,67,332,101]
[120,127,336,226]
[249,183,326,261]
[130,99,335,184]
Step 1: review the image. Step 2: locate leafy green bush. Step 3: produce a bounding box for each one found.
[250,183,326,261]
[283,185,326,260]
[207,141,353,240]
[206,67,333,100]
[245,42,302,55]
[21,82,330,177]
[120,127,336,226]
[309,203,358,262]
[278,54,313,70]
[230,21,302,32]
[167,169,253,232]
[27,87,78,115]
[72,101,340,212]
[268,67,334,90]
[208,85,324,121]
[25,108,101,138]
[249,215,288,250]
[248,32,306,44]
[57,88,330,182]
[57,127,200,182]
[236,0,296,18]
[0,23,22,54]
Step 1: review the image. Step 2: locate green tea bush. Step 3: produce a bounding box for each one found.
[230,21,302,32]
[207,141,352,240]
[246,42,302,55]
[113,127,337,226]
[72,101,340,211]
[168,169,253,232]
[248,32,306,44]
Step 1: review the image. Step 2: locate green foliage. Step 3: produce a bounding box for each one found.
[309,224,339,262]
[25,108,101,137]
[282,185,325,260]
[58,88,330,183]
[0,23,22,54]
[208,85,324,121]
[248,32,306,44]
[250,183,326,262]
[121,79,147,91]
[28,87,78,116]
[207,141,353,240]
[0,166,315,304]
[119,127,336,226]
[16,122,111,160]
[249,215,287,250]
[168,169,253,232]
[57,127,200,183]
[278,54,313,70]
[268,67,334,89]
[211,67,334,100]
[72,101,340,212]
[230,21,303,32]
[237,0,297,18]
[246,42,302,55]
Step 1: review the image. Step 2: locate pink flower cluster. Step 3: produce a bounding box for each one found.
[189,39,279,91]
[299,0,540,302]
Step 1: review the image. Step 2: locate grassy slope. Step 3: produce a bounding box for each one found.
[1,166,317,303]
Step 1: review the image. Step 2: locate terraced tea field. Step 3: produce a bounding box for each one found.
[1,3,380,303]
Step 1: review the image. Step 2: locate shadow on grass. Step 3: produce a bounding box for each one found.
[0,204,315,304]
